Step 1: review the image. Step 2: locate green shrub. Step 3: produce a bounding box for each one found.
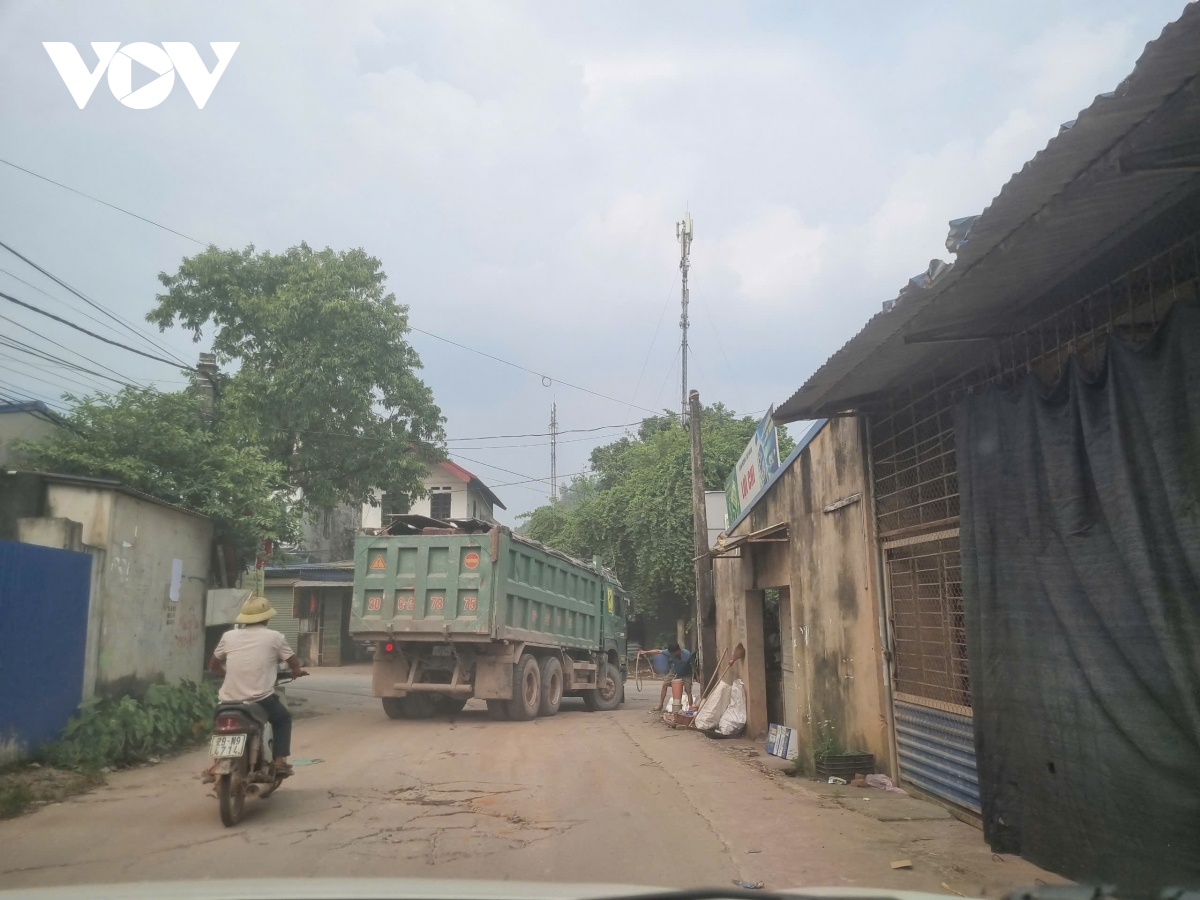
[0,783,32,819]
[41,680,218,771]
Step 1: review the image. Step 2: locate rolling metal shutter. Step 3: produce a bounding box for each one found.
[264,583,301,651]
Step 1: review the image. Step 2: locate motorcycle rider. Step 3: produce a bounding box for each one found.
[206,595,306,778]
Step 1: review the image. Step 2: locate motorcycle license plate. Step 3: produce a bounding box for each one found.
[210,734,247,758]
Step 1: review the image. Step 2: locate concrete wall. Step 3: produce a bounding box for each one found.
[45,484,213,694]
[297,503,361,562]
[713,417,891,775]
[0,410,60,467]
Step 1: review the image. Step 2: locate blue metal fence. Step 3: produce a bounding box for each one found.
[0,539,93,753]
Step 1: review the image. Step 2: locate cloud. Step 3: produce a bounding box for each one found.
[713,208,829,307]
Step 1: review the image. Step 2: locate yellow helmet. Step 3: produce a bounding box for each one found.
[236,594,277,624]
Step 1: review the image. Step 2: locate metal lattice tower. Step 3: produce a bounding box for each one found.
[549,401,558,503]
[677,213,693,424]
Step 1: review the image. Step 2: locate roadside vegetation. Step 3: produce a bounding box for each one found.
[520,404,793,627]
[18,242,445,570]
[0,680,219,819]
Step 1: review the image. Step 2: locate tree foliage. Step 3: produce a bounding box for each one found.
[18,386,295,561]
[520,405,793,625]
[149,243,445,511]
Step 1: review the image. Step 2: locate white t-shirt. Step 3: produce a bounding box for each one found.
[213,626,294,703]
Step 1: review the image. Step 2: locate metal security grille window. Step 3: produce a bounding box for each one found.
[885,533,969,709]
[429,490,452,520]
[872,221,1200,712]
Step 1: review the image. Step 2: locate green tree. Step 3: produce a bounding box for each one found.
[18,387,295,561]
[149,243,445,512]
[521,405,792,625]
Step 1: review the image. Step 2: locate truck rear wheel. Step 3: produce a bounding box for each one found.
[440,696,468,716]
[402,693,439,719]
[486,699,509,720]
[539,657,563,717]
[382,697,406,719]
[506,654,541,721]
[583,662,622,712]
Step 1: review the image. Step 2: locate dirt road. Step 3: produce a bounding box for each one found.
[0,669,1059,895]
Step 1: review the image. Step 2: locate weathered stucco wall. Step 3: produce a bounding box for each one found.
[46,485,213,694]
[713,417,891,774]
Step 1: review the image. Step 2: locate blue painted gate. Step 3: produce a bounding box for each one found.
[0,539,93,753]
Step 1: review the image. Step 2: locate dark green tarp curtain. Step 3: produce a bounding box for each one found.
[957,300,1200,896]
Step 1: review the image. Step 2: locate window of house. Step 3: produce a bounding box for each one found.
[470,499,477,518]
[430,490,452,520]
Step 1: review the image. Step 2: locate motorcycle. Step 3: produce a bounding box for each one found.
[207,669,305,826]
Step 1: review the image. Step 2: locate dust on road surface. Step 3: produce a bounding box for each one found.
[0,669,1060,894]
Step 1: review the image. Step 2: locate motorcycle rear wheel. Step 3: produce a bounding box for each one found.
[218,772,245,827]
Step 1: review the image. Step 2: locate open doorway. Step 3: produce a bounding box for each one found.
[763,589,786,727]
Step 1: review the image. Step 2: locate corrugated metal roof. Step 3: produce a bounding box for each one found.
[776,3,1200,422]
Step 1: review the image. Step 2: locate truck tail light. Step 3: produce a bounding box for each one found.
[215,714,242,733]
[384,642,395,653]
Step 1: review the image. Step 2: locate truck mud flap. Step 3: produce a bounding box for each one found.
[474,657,514,699]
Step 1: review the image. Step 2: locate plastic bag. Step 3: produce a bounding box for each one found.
[693,680,732,731]
[865,773,907,794]
[716,679,747,736]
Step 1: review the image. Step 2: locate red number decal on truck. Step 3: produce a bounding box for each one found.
[463,596,477,611]
[430,595,444,611]
[366,594,382,611]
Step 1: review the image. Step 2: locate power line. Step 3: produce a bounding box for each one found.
[0,265,160,353]
[623,271,677,428]
[0,157,206,246]
[653,343,682,411]
[0,289,196,371]
[693,274,747,413]
[445,421,639,442]
[0,241,190,367]
[0,356,108,396]
[0,313,145,386]
[0,334,137,388]
[0,377,68,410]
[410,326,659,415]
[447,431,629,451]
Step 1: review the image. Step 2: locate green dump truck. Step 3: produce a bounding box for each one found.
[349,520,630,721]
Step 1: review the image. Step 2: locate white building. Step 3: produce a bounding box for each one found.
[361,460,506,529]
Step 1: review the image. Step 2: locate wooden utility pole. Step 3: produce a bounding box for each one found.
[688,389,717,687]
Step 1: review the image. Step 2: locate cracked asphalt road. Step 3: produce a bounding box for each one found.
[0,668,1060,895]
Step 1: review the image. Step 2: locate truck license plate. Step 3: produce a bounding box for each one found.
[210,734,246,758]
[432,645,453,656]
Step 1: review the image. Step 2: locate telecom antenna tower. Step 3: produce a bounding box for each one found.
[677,212,693,424]
[549,401,558,503]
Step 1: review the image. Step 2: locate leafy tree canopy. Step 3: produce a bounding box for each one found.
[149,243,445,511]
[520,404,793,625]
[17,387,295,561]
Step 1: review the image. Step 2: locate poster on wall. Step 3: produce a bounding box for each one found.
[725,406,781,525]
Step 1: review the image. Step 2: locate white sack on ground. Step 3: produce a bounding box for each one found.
[693,680,732,731]
[717,678,747,736]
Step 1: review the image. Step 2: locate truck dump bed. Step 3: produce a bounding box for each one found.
[350,526,619,651]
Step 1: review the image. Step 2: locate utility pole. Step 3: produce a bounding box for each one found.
[689,389,717,688]
[677,212,693,424]
[549,401,558,504]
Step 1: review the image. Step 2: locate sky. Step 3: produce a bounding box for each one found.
[0,0,1189,523]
